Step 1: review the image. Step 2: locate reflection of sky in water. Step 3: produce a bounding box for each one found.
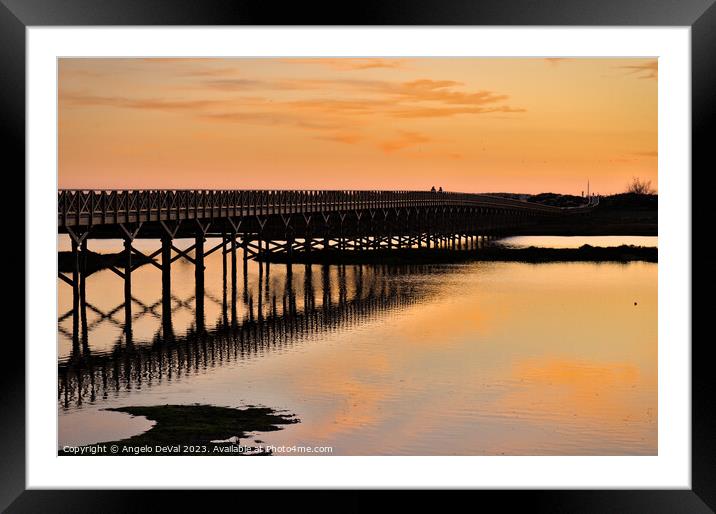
[58,235,657,455]
[494,235,657,249]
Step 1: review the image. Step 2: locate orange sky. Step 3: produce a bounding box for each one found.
[58,57,657,195]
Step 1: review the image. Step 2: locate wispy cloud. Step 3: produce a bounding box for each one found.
[393,79,509,106]
[314,133,364,144]
[544,58,569,66]
[617,61,657,80]
[277,58,406,71]
[61,67,526,158]
[200,77,386,93]
[137,58,229,63]
[179,67,242,77]
[201,79,274,90]
[58,68,106,79]
[391,105,525,118]
[60,92,223,112]
[192,75,525,121]
[379,131,431,153]
[201,111,344,131]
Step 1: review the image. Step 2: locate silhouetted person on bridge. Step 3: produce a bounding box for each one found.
[430,186,436,193]
[438,186,443,193]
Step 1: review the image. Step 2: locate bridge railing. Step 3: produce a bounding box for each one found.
[57,189,563,227]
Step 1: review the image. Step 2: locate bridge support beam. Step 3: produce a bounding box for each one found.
[222,231,228,327]
[80,238,88,351]
[71,238,80,354]
[231,230,237,327]
[195,229,205,333]
[242,235,249,302]
[161,235,173,339]
[123,237,132,344]
[257,251,264,321]
[264,235,271,277]
[322,265,331,309]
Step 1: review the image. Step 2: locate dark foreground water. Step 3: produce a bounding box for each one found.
[58,236,657,455]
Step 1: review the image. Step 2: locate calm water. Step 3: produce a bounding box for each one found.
[58,235,657,455]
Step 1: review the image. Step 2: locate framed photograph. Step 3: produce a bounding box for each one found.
[4,0,711,510]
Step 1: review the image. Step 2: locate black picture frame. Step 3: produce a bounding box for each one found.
[2,0,711,511]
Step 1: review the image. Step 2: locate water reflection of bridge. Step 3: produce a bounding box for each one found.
[59,261,436,408]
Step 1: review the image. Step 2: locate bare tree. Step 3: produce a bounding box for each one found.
[625,177,656,195]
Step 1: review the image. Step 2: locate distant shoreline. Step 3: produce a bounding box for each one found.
[59,244,657,271]
[507,225,657,236]
[255,245,657,265]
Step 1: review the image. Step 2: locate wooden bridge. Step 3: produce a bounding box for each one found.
[57,189,593,351]
[58,188,587,255]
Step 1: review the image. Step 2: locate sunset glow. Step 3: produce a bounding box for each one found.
[59,57,657,194]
